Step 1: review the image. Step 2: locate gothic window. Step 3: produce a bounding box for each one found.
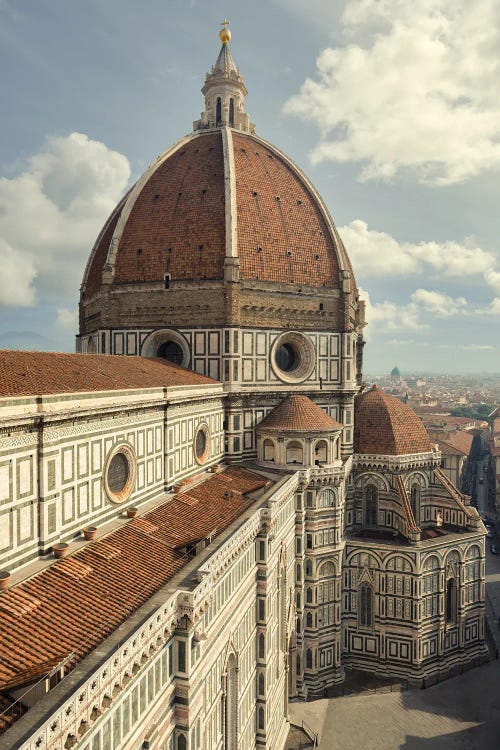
[359,583,373,628]
[306,587,313,603]
[263,439,275,462]
[318,488,336,508]
[296,564,302,581]
[229,98,235,126]
[177,735,187,750]
[364,485,378,526]
[305,559,313,577]
[296,654,301,675]
[224,654,237,750]
[314,440,328,465]
[286,441,303,464]
[306,649,313,669]
[258,672,265,695]
[258,707,265,730]
[258,633,265,659]
[410,484,420,523]
[216,97,222,123]
[446,578,457,624]
[423,555,440,617]
[306,611,313,628]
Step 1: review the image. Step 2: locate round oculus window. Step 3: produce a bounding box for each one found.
[104,444,137,504]
[156,340,184,365]
[140,329,190,368]
[194,424,210,465]
[271,332,315,383]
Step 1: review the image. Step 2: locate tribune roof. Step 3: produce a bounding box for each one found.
[257,394,343,433]
[0,351,217,398]
[354,386,432,456]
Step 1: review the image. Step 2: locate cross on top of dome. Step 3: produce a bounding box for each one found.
[193,23,255,133]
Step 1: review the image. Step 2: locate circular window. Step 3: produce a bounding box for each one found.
[141,329,190,368]
[194,424,210,465]
[104,444,137,504]
[271,332,315,383]
[157,340,184,365]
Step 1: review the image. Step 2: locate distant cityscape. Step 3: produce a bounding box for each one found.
[365,367,499,525]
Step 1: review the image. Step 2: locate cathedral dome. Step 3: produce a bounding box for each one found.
[81,25,357,308]
[82,128,354,298]
[354,385,432,456]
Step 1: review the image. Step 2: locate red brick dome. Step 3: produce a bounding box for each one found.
[354,385,432,456]
[81,129,355,298]
[257,395,343,433]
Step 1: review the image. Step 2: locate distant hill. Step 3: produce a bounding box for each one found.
[0,331,66,352]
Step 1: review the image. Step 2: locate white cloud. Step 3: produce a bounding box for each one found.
[0,132,130,309]
[339,220,496,279]
[461,344,494,350]
[410,288,467,317]
[360,286,426,339]
[484,268,500,295]
[361,284,472,339]
[284,0,500,185]
[56,307,78,330]
[0,239,37,307]
[476,298,500,315]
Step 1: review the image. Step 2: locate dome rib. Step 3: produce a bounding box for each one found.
[354,385,432,456]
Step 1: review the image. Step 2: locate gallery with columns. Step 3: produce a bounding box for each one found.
[0,24,487,750]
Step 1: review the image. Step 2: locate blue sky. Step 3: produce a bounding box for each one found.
[0,0,499,373]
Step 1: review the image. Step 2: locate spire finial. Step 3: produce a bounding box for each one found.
[219,18,231,44]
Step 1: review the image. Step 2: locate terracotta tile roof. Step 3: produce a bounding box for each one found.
[354,385,432,456]
[82,130,354,296]
[114,132,226,284]
[0,351,217,398]
[83,192,129,297]
[0,467,268,691]
[434,431,473,456]
[233,133,342,286]
[257,394,343,433]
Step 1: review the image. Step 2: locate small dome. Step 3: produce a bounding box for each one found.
[257,394,343,433]
[354,385,431,456]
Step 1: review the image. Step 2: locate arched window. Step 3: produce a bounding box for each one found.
[216,97,222,123]
[263,439,275,462]
[296,618,301,634]
[296,654,301,675]
[258,672,265,695]
[258,633,265,659]
[177,735,187,750]
[306,649,313,669]
[305,559,313,577]
[225,654,237,750]
[364,485,378,526]
[296,563,302,581]
[286,441,303,465]
[258,707,265,730]
[229,98,235,126]
[446,578,457,623]
[318,488,336,508]
[306,611,313,628]
[410,484,420,523]
[306,587,313,603]
[359,583,373,627]
[314,440,328,465]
